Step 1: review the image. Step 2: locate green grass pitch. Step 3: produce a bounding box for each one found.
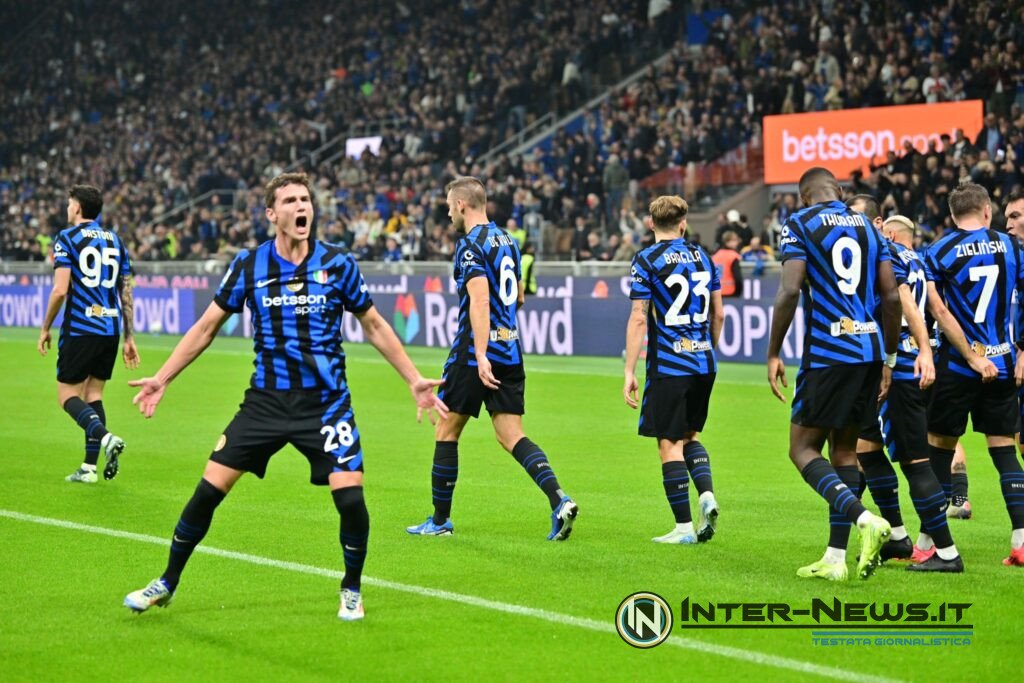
[0,326,1018,681]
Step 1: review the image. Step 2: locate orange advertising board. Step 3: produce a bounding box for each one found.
[763,101,984,185]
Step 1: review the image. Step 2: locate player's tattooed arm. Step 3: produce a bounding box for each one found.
[709,291,724,348]
[119,274,135,339]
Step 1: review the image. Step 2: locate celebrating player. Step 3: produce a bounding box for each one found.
[406,176,578,540]
[38,184,139,484]
[123,173,446,620]
[926,182,1024,568]
[624,195,723,544]
[767,167,897,581]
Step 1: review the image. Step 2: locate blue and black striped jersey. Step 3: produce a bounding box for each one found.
[215,240,373,392]
[445,222,523,369]
[629,238,720,377]
[779,200,890,368]
[52,220,132,338]
[889,242,931,382]
[925,228,1024,379]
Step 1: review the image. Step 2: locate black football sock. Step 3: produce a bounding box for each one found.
[63,396,108,442]
[511,437,564,509]
[858,450,904,529]
[929,445,955,500]
[431,441,458,525]
[989,446,1024,530]
[801,457,868,525]
[951,465,969,506]
[662,460,692,524]
[900,460,955,551]
[828,465,862,550]
[84,400,106,467]
[683,441,714,496]
[161,479,226,592]
[333,486,369,591]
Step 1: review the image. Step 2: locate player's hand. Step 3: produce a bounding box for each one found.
[128,377,167,418]
[767,356,787,403]
[914,350,935,390]
[476,356,500,390]
[1016,352,1024,388]
[969,355,998,383]
[37,328,51,356]
[623,372,639,409]
[879,365,892,402]
[122,337,140,370]
[411,376,448,424]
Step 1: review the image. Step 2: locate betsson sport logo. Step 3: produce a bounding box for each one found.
[393,294,420,343]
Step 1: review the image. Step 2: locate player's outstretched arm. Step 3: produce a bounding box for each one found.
[118,273,140,370]
[466,276,499,390]
[38,268,70,356]
[355,305,448,423]
[128,301,232,418]
[623,299,647,409]
[925,282,998,382]
[898,283,934,389]
[766,259,805,402]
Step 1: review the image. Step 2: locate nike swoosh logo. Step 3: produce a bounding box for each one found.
[173,535,187,543]
[336,455,358,465]
[256,278,278,288]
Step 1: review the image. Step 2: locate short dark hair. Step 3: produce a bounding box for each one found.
[648,195,689,231]
[798,167,840,202]
[445,176,487,209]
[69,184,103,220]
[1004,189,1024,210]
[264,172,312,209]
[847,193,881,221]
[948,181,991,221]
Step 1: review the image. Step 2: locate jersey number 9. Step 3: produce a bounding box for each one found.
[831,237,862,295]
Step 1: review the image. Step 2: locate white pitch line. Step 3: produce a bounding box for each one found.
[0,509,897,683]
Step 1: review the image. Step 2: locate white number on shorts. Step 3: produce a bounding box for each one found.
[79,246,120,288]
[321,420,355,452]
[831,237,862,296]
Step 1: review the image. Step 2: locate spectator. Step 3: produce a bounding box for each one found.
[712,231,743,298]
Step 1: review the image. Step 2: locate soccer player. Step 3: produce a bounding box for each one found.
[623,195,723,543]
[406,176,578,540]
[767,167,897,581]
[926,182,1024,568]
[38,184,139,484]
[123,173,447,620]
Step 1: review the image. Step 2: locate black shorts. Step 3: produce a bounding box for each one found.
[438,362,525,418]
[928,371,1019,437]
[639,373,716,440]
[210,388,363,485]
[792,362,881,430]
[861,380,930,462]
[56,334,119,384]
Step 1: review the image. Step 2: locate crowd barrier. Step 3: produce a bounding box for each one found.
[0,264,804,365]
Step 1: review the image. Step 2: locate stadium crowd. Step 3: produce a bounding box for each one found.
[2,0,1023,263]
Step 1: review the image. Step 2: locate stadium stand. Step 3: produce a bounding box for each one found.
[1,0,1022,262]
